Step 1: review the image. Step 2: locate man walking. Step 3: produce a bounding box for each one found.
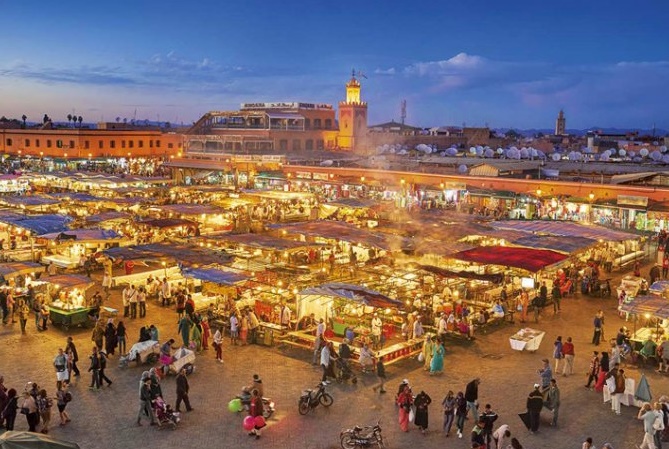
[137,379,157,426]
[65,337,80,377]
[537,358,553,391]
[98,351,112,387]
[545,379,560,427]
[593,311,603,345]
[637,402,658,449]
[480,403,498,448]
[465,378,481,422]
[87,347,100,390]
[561,337,575,376]
[175,368,193,412]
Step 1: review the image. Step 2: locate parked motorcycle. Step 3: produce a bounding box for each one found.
[234,389,276,419]
[298,381,334,415]
[340,420,384,449]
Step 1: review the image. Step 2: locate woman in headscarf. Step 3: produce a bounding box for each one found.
[104,319,117,356]
[396,384,413,432]
[422,335,434,371]
[430,340,445,375]
[413,390,432,434]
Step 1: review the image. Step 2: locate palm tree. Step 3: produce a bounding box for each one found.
[67,114,72,127]
[21,115,27,128]
[78,116,83,127]
[115,117,120,123]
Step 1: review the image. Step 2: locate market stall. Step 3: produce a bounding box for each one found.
[0,262,45,284]
[38,229,126,269]
[181,267,249,311]
[618,295,669,350]
[45,274,96,329]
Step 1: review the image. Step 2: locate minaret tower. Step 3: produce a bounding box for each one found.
[338,70,368,150]
[555,110,566,136]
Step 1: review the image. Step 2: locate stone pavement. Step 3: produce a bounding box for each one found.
[1,260,668,449]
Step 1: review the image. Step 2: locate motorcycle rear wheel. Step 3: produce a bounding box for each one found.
[320,393,334,407]
[298,400,310,415]
[340,433,357,449]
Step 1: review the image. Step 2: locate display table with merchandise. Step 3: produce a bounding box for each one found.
[603,377,641,407]
[509,328,545,352]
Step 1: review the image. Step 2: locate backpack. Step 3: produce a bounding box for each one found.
[64,392,72,403]
[654,415,665,431]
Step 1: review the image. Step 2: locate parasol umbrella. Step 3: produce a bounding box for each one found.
[0,431,80,449]
[635,373,652,403]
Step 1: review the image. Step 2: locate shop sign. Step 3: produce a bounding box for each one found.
[296,171,312,179]
[312,173,329,181]
[241,102,333,110]
[617,195,648,208]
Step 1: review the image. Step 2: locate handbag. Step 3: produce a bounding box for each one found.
[408,405,416,423]
[20,407,29,415]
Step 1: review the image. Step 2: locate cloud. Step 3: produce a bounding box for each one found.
[0,52,250,93]
[0,62,138,86]
[374,67,396,75]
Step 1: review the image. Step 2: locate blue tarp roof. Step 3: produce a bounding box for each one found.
[649,281,669,295]
[491,220,639,241]
[103,243,234,267]
[50,192,103,202]
[299,283,404,309]
[181,267,248,285]
[0,213,71,234]
[38,229,122,240]
[47,274,95,291]
[0,196,59,207]
[619,295,669,319]
[512,235,596,254]
[0,262,45,278]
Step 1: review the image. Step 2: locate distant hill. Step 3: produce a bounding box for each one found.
[493,127,669,138]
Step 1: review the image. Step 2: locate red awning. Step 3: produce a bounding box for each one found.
[452,246,568,273]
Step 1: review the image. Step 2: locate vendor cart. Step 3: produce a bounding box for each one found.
[169,347,196,374]
[49,306,93,330]
[125,340,160,365]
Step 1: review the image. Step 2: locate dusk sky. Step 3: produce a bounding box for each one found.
[1,0,668,130]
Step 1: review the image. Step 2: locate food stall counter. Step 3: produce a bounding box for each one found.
[49,305,93,329]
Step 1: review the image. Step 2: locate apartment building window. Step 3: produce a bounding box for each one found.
[156,140,161,148]
[121,140,126,149]
[6,139,12,146]
[292,140,301,151]
[98,141,103,149]
[35,139,40,148]
[57,140,63,148]
[279,139,288,151]
[46,140,52,148]
[25,139,30,147]
[138,140,143,148]
[69,140,74,148]
[305,139,313,151]
[84,141,90,149]
[149,140,153,148]
[317,139,324,150]
[304,118,311,129]
[325,119,332,129]
[129,141,134,149]
[110,141,116,149]
[167,143,173,149]
[313,119,322,129]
